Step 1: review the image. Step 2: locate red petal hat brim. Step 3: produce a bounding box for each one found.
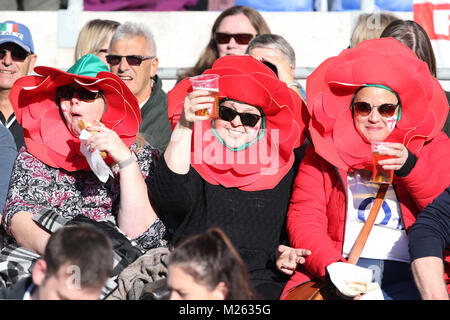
[168,55,307,191]
[9,67,140,171]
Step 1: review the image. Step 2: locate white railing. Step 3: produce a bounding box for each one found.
[157,67,450,80]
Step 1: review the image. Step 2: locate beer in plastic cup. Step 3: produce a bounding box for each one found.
[189,74,219,118]
[371,141,394,184]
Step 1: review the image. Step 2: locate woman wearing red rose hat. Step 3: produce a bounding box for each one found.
[280,38,450,300]
[0,54,166,295]
[149,55,309,299]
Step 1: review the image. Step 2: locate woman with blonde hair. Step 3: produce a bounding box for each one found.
[350,12,399,48]
[74,19,120,64]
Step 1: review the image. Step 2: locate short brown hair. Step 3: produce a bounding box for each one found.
[44,225,113,289]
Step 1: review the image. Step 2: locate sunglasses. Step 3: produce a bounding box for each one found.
[214,32,255,45]
[105,54,154,66]
[57,85,102,102]
[352,101,399,118]
[219,105,261,127]
[0,48,29,61]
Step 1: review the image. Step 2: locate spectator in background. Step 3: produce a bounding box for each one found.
[168,228,257,300]
[408,186,450,300]
[0,20,37,150]
[0,225,114,300]
[246,33,306,100]
[107,22,172,152]
[350,12,399,48]
[0,124,16,215]
[177,5,270,81]
[74,19,120,65]
[380,19,450,137]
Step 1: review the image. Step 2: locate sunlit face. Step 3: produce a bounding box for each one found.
[108,35,158,104]
[213,100,262,149]
[0,43,36,90]
[216,14,257,58]
[167,264,226,300]
[58,85,105,137]
[32,261,102,300]
[353,86,399,142]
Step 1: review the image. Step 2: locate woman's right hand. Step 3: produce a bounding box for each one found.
[179,90,214,128]
[276,244,311,275]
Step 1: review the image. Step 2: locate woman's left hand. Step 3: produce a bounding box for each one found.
[376,142,409,171]
[85,120,131,163]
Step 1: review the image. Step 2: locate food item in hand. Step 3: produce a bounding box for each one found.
[78,119,107,159]
[344,280,379,297]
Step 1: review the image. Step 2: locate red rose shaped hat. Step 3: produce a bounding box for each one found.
[168,55,309,191]
[9,54,141,171]
[306,38,449,171]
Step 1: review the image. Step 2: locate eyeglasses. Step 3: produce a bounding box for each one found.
[352,101,399,118]
[0,48,29,62]
[219,105,261,127]
[57,85,102,102]
[214,33,255,45]
[105,54,154,66]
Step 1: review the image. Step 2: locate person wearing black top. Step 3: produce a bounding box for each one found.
[409,186,450,300]
[150,55,309,299]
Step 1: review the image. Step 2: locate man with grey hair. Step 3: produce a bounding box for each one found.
[107,21,171,152]
[246,33,305,100]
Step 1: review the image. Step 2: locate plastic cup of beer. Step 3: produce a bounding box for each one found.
[371,141,395,184]
[189,74,219,118]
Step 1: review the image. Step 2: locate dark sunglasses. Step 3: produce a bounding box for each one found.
[219,105,261,127]
[214,32,255,45]
[57,85,102,102]
[352,101,399,118]
[105,54,154,66]
[0,48,29,61]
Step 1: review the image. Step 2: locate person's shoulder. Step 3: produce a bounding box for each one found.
[0,276,33,299]
[0,123,15,144]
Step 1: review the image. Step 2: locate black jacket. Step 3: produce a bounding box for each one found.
[0,276,33,299]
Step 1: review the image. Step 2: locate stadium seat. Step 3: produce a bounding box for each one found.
[339,0,413,11]
[376,0,412,11]
[234,0,314,11]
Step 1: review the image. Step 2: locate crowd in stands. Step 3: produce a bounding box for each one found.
[0,2,448,301]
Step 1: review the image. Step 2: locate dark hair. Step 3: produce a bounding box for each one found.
[177,6,270,81]
[44,225,113,289]
[380,20,437,77]
[169,228,256,300]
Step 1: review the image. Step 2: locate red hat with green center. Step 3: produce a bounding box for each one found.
[9,54,141,171]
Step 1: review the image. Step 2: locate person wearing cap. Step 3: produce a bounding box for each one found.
[107,21,172,153]
[280,38,450,300]
[149,55,310,299]
[1,54,166,283]
[0,20,37,150]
